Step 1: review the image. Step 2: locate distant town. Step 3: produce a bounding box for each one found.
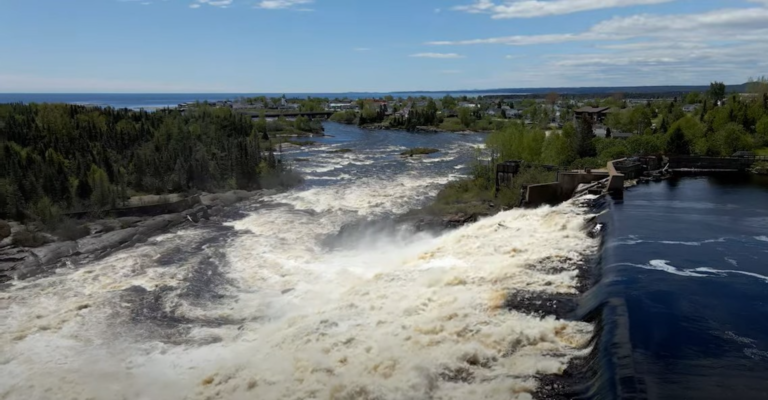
[174,86,753,137]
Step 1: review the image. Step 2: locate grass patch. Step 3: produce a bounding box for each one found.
[754,147,768,156]
[400,147,440,157]
[439,118,467,132]
[329,148,353,154]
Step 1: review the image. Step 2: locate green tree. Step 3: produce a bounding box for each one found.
[685,92,702,105]
[442,95,457,110]
[88,165,113,208]
[666,125,691,155]
[709,81,726,103]
[756,116,768,147]
[658,117,669,135]
[541,131,576,166]
[458,107,474,128]
[575,115,597,158]
[713,123,753,156]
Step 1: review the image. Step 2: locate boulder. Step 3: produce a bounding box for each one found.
[117,217,144,228]
[0,220,10,240]
[88,219,122,235]
[30,241,78,265]
[76,228,140,255]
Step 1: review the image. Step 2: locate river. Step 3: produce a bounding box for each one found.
[6,123,764,399]
[0,123,599,400]
[599,175,768,399]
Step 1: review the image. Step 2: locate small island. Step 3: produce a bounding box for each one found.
[400,148,440,157]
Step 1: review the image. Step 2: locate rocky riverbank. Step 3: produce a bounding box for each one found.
[0,190,273,284]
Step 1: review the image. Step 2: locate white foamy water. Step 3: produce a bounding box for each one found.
[0,171,599,400]
[618,260,768,283]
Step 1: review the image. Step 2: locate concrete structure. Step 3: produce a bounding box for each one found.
[606,160,626,197]
[518,161,627,207]
[612,158,644,179]
[524,182,562,206]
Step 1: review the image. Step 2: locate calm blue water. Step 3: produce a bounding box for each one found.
[599,176,768,399]
[0,92,524,109]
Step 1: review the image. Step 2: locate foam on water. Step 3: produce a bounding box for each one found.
[0,170,598,400]
[611,236,728,247]
[270,172,454,216]
[618,260,768,283]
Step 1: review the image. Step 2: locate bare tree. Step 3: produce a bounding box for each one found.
[545,92,559,108]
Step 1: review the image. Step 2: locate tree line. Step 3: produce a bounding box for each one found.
[0,103,294,222]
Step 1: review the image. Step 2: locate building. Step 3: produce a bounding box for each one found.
[328,102,356,111]
[574,106,611,124]
[682,104,699,113]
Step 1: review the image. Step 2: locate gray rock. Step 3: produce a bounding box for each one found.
[217,192,240,207]
[30,241,78,265]
[136,216,171,236]
[88,219,122,235]
[0,220,11,240]
[76,228,140,255]
[209,206,224,216]
[117,217,144,228]
[0,236,13,249]
[0,247,31,276]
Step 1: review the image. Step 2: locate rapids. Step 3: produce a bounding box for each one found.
[0,124,599,400]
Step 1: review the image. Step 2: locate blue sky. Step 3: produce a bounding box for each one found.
[1,0,767,93]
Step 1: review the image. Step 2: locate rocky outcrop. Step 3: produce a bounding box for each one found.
[0,190,268,284]
[0,220,10,240]
[414,126,441,133]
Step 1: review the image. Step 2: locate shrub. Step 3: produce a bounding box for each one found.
[53,219,91,241]
[11,228,50,248]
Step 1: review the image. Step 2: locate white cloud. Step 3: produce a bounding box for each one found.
[189,3,201,7]
[437,5,768,88]
[440,70,463,74]
[435,8,442,13]
[410,53,465,59]
[429,7,768,45]
[354,47,371,51]
[453,0,675,19]
[256,0,314,10]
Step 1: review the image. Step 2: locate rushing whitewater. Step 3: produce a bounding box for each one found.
[0,126,598,400]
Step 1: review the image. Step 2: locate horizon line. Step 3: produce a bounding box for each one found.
[0,82,747,96]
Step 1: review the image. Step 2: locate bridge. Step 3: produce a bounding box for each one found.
[238,110,335,120]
